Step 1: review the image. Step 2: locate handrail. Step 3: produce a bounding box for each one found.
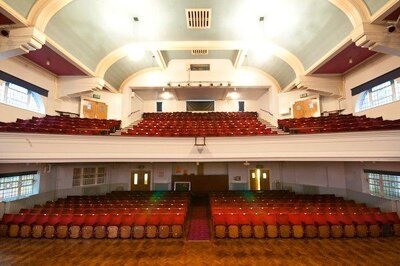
[128,110,141,118]
[259,108,277,119]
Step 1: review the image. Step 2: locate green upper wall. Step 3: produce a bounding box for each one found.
[3,0,36,18]
[363,0,389,14]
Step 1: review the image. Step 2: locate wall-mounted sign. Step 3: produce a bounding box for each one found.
[93,94,101,99]
[300,93,308,98]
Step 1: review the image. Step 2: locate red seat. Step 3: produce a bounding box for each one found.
[277,213,289,225]
[385,212,400,223]
[262,213,277,225]
[22,214,37,226]
[300,213,314,225]
[226,214,238,225]
[84,214,98,226]
[213,214,226,225]
[172,213,185,225]
[47,214,61,226]
[146,214,160,226]
[1,214,14,225]
[238,213,251,225]
[11,214,26,225]
[313,213,328,225]
[134,214,147,226]
[59,214,73,226]
[96,214,110,226]
[120,214,135,226]
[34,214,49,226]
[159,215,173,225]
[71,214,85,226]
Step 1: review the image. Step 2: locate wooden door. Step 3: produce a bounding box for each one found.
[259,169,270,190]
[293,99,319,119]
[249,169,258,190]
[83,100,108,119]
[96,102,108,119]
[249,169,270,191]
[131,170,151,191]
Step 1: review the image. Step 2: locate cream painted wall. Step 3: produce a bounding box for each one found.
[344,55,400,120]
[0,58,58,122]
[79,90,122,120]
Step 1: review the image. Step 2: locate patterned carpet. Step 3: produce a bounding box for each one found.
[187,196,211,241]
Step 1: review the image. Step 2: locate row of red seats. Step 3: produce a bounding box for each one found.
[0,212,186,239]
[22,208,187,215]
[278,114,400,134]
[125,112,271,137]
[0,115,121,136]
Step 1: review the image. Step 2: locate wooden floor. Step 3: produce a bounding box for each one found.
[0,237,400,266]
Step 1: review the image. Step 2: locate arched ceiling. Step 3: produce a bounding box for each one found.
[245,52,296,89]
[364,0,390,14]
[2,0,392,90]
[104,51,155,89]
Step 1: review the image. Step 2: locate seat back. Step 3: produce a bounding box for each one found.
[109,214,122,226]
[1,214,14,225]
[121,214,135,226]
[71,214,85,226]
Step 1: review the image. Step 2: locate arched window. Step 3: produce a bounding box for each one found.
[356,79,400,112]
[0,81,45,114]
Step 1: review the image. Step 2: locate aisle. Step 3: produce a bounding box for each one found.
[187,195,211,241]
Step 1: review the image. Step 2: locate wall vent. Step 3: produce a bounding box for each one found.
[191,49,209,55]
[190,64,210,71]
[186,9,212,29]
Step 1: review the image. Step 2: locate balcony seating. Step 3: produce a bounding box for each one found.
[278,114,400,134]
[0,191,189,240]
[0,115,121,135]
[122,112,277,137]
[210,191,400,239]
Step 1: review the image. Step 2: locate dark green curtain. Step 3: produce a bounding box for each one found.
[186,101,214,111]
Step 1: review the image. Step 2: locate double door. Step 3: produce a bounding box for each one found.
[292,98,319,119]
[249,169,270,191]
[83,99,108,119]
[130,170,151,191]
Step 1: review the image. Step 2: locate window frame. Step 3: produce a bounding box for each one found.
[72,167,107,187]
[356,79,400,112]
[0,172,39,202]
[0,81,45,114]
[366,171,400,200]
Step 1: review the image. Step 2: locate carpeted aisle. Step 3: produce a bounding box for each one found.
[187,195,211,241]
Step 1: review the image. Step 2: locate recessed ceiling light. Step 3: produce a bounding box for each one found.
[259,16,264,22]
[133,17,139,22]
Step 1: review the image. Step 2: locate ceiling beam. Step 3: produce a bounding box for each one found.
[370,0,400,24]
[233,49,248,69]
[0,27,46,60]
[151,50,167,70]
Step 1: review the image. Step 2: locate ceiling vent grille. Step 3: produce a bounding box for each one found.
[191,49,209,55]
[186,9,212,29]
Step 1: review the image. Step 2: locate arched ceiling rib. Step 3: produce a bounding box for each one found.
[2,0,391,93]
[104,51,156,89]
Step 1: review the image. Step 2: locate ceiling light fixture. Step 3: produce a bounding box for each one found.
[125,45,145,62]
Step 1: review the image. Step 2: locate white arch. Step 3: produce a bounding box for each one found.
[27,0,73,31]
[329,0,371,27]
[120,67,164,89]
[95,41,305,80]
[237,66,282,92]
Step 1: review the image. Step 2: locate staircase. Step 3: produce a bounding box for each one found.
[258,118,288,135]
[111,119,142,136]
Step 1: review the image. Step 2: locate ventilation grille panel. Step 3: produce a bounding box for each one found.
[191,49,209,55]
[186,9,212,29]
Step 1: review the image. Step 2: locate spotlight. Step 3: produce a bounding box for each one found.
[348,58,353,64]
[219,83,223,86]
[167,83,171,86]
[199,84,202,87]
[210,83,213,87]
[187,83,190,86]
[46,60,51,66]
[178,84,181,87]
[387,24,396,33]
[228,83,231,87]
[0,30,9,37]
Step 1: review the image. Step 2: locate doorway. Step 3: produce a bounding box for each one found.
[292,98,319,119]
[249,169,270,191]
[130,170,151,191]
[83,99,108,119]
